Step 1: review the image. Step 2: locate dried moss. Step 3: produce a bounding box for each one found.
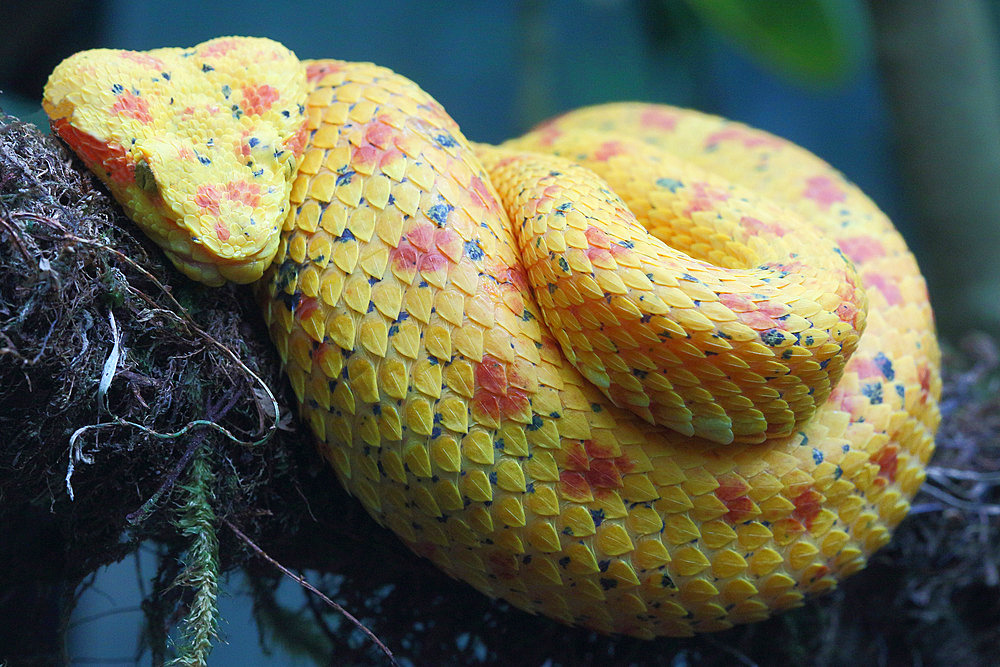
[1,111,998,666]
[0,110,323,664]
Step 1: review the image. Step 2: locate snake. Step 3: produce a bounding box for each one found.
[43,37,940,638]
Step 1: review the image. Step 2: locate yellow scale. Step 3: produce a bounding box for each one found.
[43,37,940,638]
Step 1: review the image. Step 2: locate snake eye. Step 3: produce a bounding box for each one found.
[135,159,158,194]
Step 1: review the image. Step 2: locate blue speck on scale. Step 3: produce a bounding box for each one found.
[874,352,895,380]
[656,177,683,192]
[761,329,785,346]
[427,202,453,226]
[464,239,484,261]
[861,382,883,404]
[434,133,458,148]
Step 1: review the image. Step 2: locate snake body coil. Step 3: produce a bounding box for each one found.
[44,38,940,637]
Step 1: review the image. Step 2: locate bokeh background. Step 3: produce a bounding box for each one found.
[2,0,999,664]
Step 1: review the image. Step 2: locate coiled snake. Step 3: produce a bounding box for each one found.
[43,37,940,637]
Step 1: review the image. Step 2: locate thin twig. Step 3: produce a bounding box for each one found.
[126,388,243,525]
[926,466,1000,483]
[223,519,398,666]
[920,482,1000,515]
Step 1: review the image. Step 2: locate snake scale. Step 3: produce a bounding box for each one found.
[43,37,940,638]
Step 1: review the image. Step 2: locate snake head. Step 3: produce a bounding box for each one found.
[43,36,309,285]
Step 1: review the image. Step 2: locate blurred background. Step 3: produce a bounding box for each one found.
[2,0,999,664]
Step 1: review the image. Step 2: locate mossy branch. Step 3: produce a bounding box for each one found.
[169,445,220,667]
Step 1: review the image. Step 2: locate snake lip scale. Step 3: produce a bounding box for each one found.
[43,37,940,638]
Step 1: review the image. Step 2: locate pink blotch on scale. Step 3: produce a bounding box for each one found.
[803,175,847,211]
[111,91,152,124]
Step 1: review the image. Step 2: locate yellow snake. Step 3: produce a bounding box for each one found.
[43,37,940,638]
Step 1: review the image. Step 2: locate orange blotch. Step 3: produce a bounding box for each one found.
[558,471,593,503]
[472,390,501,425]
[615,454,636,475]
[583,439,616,459]
[485,260,529,302]
[587,247,614,266]
[499,388,530,419]
[198,39,242,58]
[684,181,730,216]
[406,222,435,252]
[479,278,503,303]
[835,302,861,325]
[608,243,633,259]
[772,517,807,541]
[285,122,310,157]
[807,564,830,583]
[213,220,230,242]
[864,272,903,307]
[470,174,503,216]
[500,265,528,291]
[486,550,519,580]
[792,489,823,529]
[225,181,262,208]
[706,127,783,149]
[715,474,755,524]
[594,140,625,161]
[585,225,612,249]
[119,51,165,69]
[852,357,881,379]
[379,148,405,172]
[295,295,321,321]
[756,300,789,319]
[418,251,447,275]
[918,364,931,402]
[838,236,885,265]
[739,310,778,331]
[475,355,507,394]
[352,144,379,169]
[241,84,280,116]
[364,121,394,149]
[719,293,755,313]
[472,354,531,424]
[51,119,134,186]
[562,441,590,471]
[194,184,222,215]
[434,228,464,263]
[803,175,846,211]
[389,242,419,274]
[741,215,788,238]
[640,108,679,131]
[306,61,343,82]
[111,91,152,124]
[871,444,899,483]
[586,459,623,489]
[534,120,562,147]
[506,362,531,391]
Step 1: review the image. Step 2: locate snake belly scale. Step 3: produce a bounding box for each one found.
[43,37,940,638]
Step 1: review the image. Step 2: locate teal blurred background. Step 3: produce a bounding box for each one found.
[3,0,1000,663]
